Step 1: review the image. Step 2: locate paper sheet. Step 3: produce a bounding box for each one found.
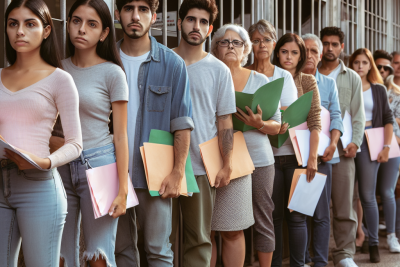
[364,128,400,161]
[321,106,331,138]
[199,132,255,187]
[288,173,327,216]
[86,162,139,219]
[340,111,361,152]
[0,138,45,170]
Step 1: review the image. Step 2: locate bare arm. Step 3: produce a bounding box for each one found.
[377,123,393,163]
[321,129,341,162]
[109,101,129,218]
[215,114,233,188]
[234,105,281,135]
[159,129,190,198]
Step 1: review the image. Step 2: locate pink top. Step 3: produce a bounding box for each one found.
[0,68,82,168]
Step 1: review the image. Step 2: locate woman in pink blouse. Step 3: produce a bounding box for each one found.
[0,0,82,266]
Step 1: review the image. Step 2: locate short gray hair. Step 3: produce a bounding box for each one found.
[248,19,277,42]
[211,24,252,66]
[302,33,323,55]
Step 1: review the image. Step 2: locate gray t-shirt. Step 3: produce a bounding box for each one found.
[242,71,281,167]
[187,54,236,175]
[62,58,129,150]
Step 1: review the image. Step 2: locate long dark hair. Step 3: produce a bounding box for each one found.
[67,0,124,70]
[5,0,62,68]
[272,33,307,75]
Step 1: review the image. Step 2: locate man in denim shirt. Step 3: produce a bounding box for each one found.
[302,33,344,267]
[114,1,194,266]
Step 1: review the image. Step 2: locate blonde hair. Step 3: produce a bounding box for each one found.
[386,75,400,95]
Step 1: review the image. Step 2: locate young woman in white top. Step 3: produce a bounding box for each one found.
[0,0,82,266]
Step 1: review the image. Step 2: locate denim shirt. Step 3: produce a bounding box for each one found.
[315,70,344,135]
[117,36,194,188]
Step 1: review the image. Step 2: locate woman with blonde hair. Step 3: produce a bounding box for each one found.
[349,48,400,262]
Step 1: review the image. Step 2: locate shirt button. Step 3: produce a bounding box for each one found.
[158,88,161,92]
[139,85,142,89]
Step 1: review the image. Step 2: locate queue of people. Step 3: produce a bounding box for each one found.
[1,0,400,267]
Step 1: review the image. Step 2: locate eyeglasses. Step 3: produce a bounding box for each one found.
[251,37,274,46]
[377,64,393,72]
[217,39,245,48]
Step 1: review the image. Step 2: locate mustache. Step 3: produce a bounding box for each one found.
[189,31,202,36]
[128,22,142,29]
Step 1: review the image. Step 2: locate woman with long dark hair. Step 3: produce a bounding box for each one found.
[0,0,82,266]
[270,33,322,267]
[51,0,129,266]
[349,48,400,262]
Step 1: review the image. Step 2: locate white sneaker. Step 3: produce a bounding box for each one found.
[335,258,358,267]
[387,233,400,252]
[304,265,311,267]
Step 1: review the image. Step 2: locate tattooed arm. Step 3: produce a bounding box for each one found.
[215,114,234,188]
[159,129,191,198]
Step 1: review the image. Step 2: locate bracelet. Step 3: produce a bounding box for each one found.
[258,122,265,131]
[383,145,391,149]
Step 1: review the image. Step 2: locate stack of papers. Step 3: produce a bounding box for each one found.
[364,127,400,161]
[0,138,46,170]
[289,107,339,166]
[288,169,327,216]
[199,132,255,187]
[86,163,139,219]
[140,129,200,197]
[269,91,314,148]
[233,78,284,132]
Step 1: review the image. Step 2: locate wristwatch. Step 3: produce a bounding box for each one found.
[383,145,391,149]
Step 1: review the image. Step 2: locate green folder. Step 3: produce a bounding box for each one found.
[146,129,200,197]
[233,78,284,132]
[269,90,314,148]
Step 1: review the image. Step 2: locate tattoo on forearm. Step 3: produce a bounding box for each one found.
[219,128,233,156]
[218,114,230,121]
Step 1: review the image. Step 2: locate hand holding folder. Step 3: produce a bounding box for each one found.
[288,169,327,216]
[233,78,284,132]
[364,127,400,161]
[269,91,314,148]
[199,132,255,187]
[86,163,139,219]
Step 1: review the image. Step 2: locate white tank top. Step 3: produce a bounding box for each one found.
[363,88,374,121]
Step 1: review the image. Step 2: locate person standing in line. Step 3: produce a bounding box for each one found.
[349,48,400,260]
[270,33,322,267]
[49,0,130,266]
[208,24,256,267]
[247,19,298,111]
[114,1,194,266]
[318,26,365,267]
[171,1,235,266]
[0,0,83,266]
[373,50,394,82]
[302,33,344,267]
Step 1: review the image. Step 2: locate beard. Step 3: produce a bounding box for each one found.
[121,18,151,39]
[322,52,338,62]
[181,29,207,46]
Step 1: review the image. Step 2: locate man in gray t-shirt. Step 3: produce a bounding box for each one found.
[172,1,236,265]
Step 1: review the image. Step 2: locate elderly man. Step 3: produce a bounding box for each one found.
[302,33,344,267]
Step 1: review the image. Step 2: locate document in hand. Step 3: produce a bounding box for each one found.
[364,127,400,161]
[140,143,189,196]
[340,111,361,153]
[288,169,327,216]
[0,138,46,170]
[269,91,314,148]
[86,163,139,219]
[199,132,255,187]
[148,129,199,195]
[233,78,284,132]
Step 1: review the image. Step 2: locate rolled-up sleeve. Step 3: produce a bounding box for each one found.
[170,59,195,133]
[328,81,344,135]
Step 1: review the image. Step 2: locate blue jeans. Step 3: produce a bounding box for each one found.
[59,143,119,266]
[0,160,67,267]
[305,162,332,267]
[355,133,400,245]
[272,155,308,267]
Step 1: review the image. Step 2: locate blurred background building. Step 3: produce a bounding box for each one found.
[2,0,400,68]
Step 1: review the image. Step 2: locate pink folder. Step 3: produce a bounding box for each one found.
[86,162,139,219]
[364,128,400,161]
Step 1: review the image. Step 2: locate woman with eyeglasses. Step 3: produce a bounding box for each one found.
[270,33,322,267]
[349,48,400,261]
[209,24,281,267]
